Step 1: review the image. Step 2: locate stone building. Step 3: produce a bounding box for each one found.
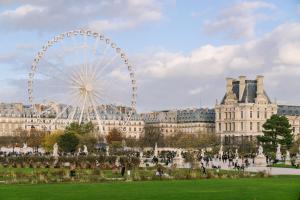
[0,103,144,139]
[141,108,215,135]
[215,76,277,144]
[215,75,300,144]
[278,105,300,139]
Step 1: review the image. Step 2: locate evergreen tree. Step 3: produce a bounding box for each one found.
[258,114,294,152]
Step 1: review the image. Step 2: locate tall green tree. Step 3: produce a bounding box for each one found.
[258,114,294,152]
[58,133,79,153]
[65,122,94,135]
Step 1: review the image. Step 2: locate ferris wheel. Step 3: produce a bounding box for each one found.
[28,29,137,133]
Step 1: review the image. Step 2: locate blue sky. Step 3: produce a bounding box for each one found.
[0,0,299,112]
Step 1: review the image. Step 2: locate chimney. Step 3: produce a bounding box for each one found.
[226,78,233,94]
[256,75,264,95]
[239,76,246,101]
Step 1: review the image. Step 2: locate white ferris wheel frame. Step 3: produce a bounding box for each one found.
[28,28,137,133]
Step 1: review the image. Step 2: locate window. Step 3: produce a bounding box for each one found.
[229,123,232,131]
[293,127,295,133]
[241,122,243,131]
[219,123,221,131]
[241,111,243,119]
[225,112,228,119]
[265,108,267,118]
[250,111,252,118]
[225,123,228,131]
[257,122,260,131]
[257,111,260,118]
[233,112,235,119]
[219,112,221,120]
[232,122,235,131]
[229,112,231,119]
[250,122,252,131]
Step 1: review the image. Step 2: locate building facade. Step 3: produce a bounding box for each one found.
[141,108,215,135]
[0,103,144,139]
[215,75,300,144]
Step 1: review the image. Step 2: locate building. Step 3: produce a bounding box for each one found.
[0,103,144,139]
[215,75,300,145]
[141,108,215,135]
[278,105,300,139]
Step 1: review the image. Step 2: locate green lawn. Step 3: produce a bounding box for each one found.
[0,176,299,200]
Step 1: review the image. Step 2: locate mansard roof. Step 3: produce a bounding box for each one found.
[278,105,300,116]
[221,80,271,104]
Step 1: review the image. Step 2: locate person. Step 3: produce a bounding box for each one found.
[200,163,206,175]
[121,164,126,177]
[69,163,76,179]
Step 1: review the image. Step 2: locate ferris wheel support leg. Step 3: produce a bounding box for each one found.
[89,93,103,135]
[79,91,88,125]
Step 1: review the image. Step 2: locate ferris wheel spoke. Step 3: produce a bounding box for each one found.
[79,91,88,124]
[90,44,110,81]
[93,54,119,81]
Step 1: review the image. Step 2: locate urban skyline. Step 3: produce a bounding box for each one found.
[0,1,299,112]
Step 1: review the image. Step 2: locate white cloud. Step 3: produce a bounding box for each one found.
[204,1,276,39]
[131,22,300,110]
[0,0,163,32]
[1,4,44,17]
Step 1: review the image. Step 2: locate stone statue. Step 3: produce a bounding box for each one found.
[219,145,223,157]
[106,145,109,156]
[235,148,239,159]
[255,145,267,167]
[154,142,158,157]
[53,143,59,158]
[276,144,282,161]
[258,145,263,155]
[285,150,291,165]
[83,145,88,155]
[23,143,28,149]
[201,149,205,158]
[77,147,81,155]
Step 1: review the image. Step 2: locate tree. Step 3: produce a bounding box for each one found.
[43,130,64,151]
[258,114,294,153]
[27,129,47,152]
[106,128,123,144]
[57,133,79,153]
[141,125,164,147]
[65,122,94,135]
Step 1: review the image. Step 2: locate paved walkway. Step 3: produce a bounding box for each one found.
[245,167,300,175]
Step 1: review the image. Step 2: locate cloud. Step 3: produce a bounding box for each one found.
[204,1,276,39]
[0,0,163,32]
[132,22,300,110]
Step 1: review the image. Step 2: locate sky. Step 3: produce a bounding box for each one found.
[0,0,299,112]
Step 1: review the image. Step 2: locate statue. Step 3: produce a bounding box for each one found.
[201,149,205,158]
[218,145,223,157]
[83,145,88,155]
[53,143,59,158]
[276,144,282,161]
[285,150,291,165]
[254,145,267,167]
[235,148,239,159]
[23,143,28,149]
[77,147,81,156]
[154,142,158,157]
[258,145,263,155]
[106,145,110,156]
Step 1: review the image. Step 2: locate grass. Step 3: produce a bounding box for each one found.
[270,163,299,169]
[0,176,299,200]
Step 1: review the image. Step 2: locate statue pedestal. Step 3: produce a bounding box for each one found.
[255,155,267,167]
[295,155,300,165]
[173,157,185,168]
